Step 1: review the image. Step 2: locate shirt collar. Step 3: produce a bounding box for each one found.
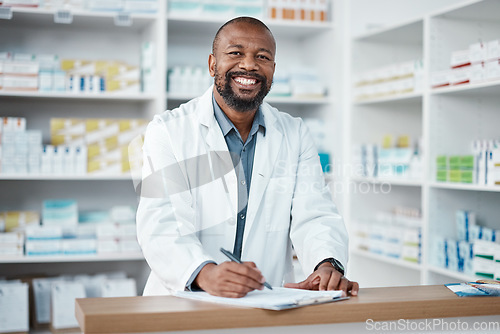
[212,93,266,138]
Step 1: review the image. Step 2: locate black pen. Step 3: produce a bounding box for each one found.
[220,247,273,290]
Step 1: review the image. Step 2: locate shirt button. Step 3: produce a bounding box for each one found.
[243,148,246,152]
[240,214,245,219]
[241,180,246,185]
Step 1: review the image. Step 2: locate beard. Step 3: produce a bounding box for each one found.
[214,67,272,112]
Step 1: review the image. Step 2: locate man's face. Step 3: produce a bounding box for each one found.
[209,22,276,112]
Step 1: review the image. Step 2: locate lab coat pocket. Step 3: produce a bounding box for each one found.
[265,177,294,232]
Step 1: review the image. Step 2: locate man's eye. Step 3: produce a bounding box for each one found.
[257,55,271,60]
[229,51,241,56]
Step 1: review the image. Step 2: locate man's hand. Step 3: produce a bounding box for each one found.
[194,262,266,298]
[284,262,359,296]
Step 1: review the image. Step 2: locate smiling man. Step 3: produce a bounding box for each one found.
[136,17,358,298]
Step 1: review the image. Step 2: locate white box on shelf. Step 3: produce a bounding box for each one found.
[430,70,450,88]
[469,63,485,84]
[450,67,471,85]
[25,239,62,256]
[100,278,137,297]
[3,61,39,76]
[486,39,500,61]
[469,42,487,64]
[484,59,500,81]
[50,281,86,330]
[450,49,471,68]
[97,239,120,253]
[0,281,29,334]
[2,75,38,91]
[473,256,495,279]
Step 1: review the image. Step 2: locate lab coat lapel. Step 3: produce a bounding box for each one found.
[243,103,283,248]
[197,87,238,225]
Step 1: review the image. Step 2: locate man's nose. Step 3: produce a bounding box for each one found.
[239,55,258,71]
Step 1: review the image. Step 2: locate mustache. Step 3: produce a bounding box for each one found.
[226,71,266,83]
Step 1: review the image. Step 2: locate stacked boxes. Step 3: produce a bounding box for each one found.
[0,117,43,174]
[61,59,140,94]
[0,52,147,94]
[167,66,212,96]
[50,117,148,175]
[267,67,327,98]
[0,211,40,232]
[352,206,422,263]
[354,59,424,101]
[0,202,140,258]
[268,0,329,21]
[1,0,159,13]
[431,38,500,89]
[352,135,423,180]
[436,139,500,186]
[96,206,140,254]
[168,0,265,20]
[0,231,25,256]
[436,155,474,183]
[1,52,39,91]
[431,210,500,278]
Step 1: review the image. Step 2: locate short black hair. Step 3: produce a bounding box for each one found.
[212,16,275,54]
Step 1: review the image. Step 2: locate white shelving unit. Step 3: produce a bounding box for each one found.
[0,2,167,294]
[1,0,346,302]
[345,0,500,288]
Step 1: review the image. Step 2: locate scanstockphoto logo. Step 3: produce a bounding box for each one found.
[366,318,500,332]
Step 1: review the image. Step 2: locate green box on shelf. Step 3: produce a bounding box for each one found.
[436,155,447,170]
[460,170,473,183]
[460,155,474,170]
[449,170,461,183]
[436,170,447,182]
[449,156,461,170]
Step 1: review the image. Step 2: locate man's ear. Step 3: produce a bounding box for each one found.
[208,54,216,77]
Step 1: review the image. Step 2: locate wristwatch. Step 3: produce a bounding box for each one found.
[314,257,345,276]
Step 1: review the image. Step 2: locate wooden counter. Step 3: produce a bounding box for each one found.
[76,285,500,333]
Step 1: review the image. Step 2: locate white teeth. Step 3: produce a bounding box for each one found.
[234,77,257,85]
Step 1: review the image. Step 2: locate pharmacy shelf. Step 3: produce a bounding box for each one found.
[167,93,333,105]
[353,92,422,105]
[1,6,158,31]
[350,248,422,271]
[0,91,156,102]
[351,176,423,187]
[353,17,423,43]
[0,253,144,264]
[0,174,132,181]
[430,80,500,96]
[427,265,479,282]
[429,182,500,192]
[431,0,500,21]
[167,15,334,39]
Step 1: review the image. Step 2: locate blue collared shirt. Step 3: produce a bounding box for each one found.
[212,95,266,258]
[185,94,265,290]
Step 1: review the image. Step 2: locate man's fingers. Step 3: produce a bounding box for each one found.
[284,278,311,290]
[349,281,360,296]
[223,269,264,291]
[337,276,348,293]
[224,262,265,284]
[327,273,341,291]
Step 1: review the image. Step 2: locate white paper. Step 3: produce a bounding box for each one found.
[0,282,29,333]
[174,287,345,311]
[51,281,86,329]
[101,278,137,297]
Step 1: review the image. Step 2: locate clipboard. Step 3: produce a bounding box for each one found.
[174,287,349,310]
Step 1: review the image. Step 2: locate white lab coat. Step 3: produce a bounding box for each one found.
[136,86,348,296]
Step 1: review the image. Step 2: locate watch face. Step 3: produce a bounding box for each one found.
[333,259,344,271]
